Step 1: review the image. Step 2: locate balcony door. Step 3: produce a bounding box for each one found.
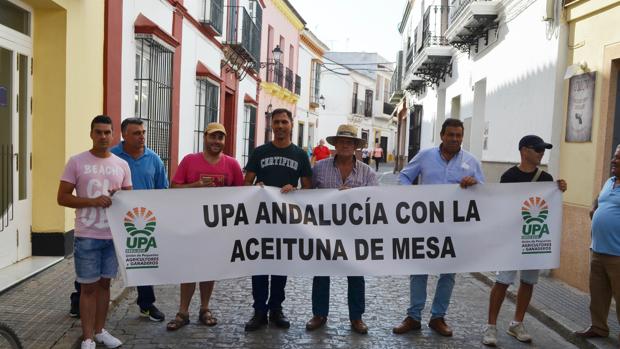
[0,1,33,269]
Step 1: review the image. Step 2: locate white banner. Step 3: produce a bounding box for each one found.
[106,183,563,287]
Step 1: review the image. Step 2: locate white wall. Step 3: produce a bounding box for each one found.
[409,0,561,165]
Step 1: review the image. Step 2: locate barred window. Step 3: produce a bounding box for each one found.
[194,79,220,152]
[134,36,173,170]
[241,105,256,167]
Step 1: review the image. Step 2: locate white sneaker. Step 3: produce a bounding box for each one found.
[482,325,498,346]
[81,339,96,349]
[507,322,532,343]
[95,328,123,348]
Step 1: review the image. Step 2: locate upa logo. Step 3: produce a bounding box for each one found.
[521,197,549,238]
[124,207,157,252]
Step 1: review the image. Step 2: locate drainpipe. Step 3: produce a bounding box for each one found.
[543,0,555,21]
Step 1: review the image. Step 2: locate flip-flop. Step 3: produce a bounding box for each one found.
[166,312,189,331]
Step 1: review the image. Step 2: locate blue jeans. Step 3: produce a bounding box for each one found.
[252,275,287,313]
[407,273,455,321]
[312,276,365,320]
[73,237,118,283]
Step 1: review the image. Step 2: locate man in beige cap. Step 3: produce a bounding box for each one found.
[305,124,378,334]
[166,122,244,331]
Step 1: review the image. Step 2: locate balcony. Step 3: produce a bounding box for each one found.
[285,68,294,91]
[409,5,454,87]
[223,5,261,67]
[200,0,224,35]
[446,0,500,54]
[389,50,404,104]
[266,62,284,86]
[405,77,426,96]
[294,74,301,95]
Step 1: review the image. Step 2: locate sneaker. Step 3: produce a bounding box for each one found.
[482,325,498,346]
[140,305,165,322]
[244,311,268,331]
[70,302,80,318]
[507,322,532,343]
[269,309,291,329]
[94,329,123,348]
[80,339,96,349]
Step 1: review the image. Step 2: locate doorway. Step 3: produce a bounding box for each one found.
[0,3,33,269]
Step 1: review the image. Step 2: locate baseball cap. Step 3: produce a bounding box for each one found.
[205,122,226,135]
[518,135,552,150]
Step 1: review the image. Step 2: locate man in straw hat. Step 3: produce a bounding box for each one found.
[305,124,378,335]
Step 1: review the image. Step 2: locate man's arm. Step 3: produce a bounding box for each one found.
[155,159,169,189]
[590,195,599,219]
[171,180,206,189]
[57,181,111,208]
[399,153,422,185]
[244,171,258,186]
[301,176,312,189]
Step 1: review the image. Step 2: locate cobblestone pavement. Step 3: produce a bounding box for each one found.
[106,274,578,349]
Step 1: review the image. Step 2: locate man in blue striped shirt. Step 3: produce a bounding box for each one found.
[393,118,485,337]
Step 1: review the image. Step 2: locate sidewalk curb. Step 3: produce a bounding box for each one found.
[51,285,131,349]
[471,272,596,349]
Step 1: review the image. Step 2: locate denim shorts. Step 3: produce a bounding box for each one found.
[74,237,118,284]
[496,269,539,286]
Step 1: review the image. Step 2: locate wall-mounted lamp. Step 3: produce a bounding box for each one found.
[319,95,325,109]
[259,46,283,70]
[564,61,590,80]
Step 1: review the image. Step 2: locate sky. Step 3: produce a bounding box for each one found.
[287,0,406,63]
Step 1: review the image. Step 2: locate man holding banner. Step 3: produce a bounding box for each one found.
[243,108,313,331]
[305,124,378,334]
[166,123,244,331]
[58,115,131,349]
[393,118,485,337]
[482,135,567,346]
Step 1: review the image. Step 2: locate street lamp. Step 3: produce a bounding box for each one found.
[259,45,283,69]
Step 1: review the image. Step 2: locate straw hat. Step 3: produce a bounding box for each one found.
[326,124,366,149]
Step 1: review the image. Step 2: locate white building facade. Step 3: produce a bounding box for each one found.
[320,52,397,161]
[392,0,566,180]
[292,29,329,152]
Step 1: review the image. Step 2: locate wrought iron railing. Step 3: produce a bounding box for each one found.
[225,6,261,66]
[267,62,284,86]
[448,0,494,26]
[421,5,450,49]
[285,68,293,91]
[294,74,301,95]
[201,0,224,34]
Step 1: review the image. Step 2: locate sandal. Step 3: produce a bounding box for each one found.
[166,312,189,331]
[198,309,218,326]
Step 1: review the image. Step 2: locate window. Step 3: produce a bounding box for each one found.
[194,79,220,152]
[0,0,31,36]
[241,105,256,167]
[134,37,173,171]
[352,82,359,113]
[201,0,223,34]
[297,122,304,147]
[364,89,373,117]
[310,60,321,106]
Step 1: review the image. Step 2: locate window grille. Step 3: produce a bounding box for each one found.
[194,79,220,152]
[134,36,173,171]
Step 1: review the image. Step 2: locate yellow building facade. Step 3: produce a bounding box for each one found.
[0,0,104,269]
[555,0,620,291]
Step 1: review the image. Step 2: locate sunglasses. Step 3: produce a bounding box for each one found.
[526,146,545,154]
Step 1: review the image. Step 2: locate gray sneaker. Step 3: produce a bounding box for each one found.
[482,325,498,346]
[507,322,532,343]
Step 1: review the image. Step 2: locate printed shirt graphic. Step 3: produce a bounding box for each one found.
[172,153,244,187]
[61,151,132,239]
[244,142,312,188]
